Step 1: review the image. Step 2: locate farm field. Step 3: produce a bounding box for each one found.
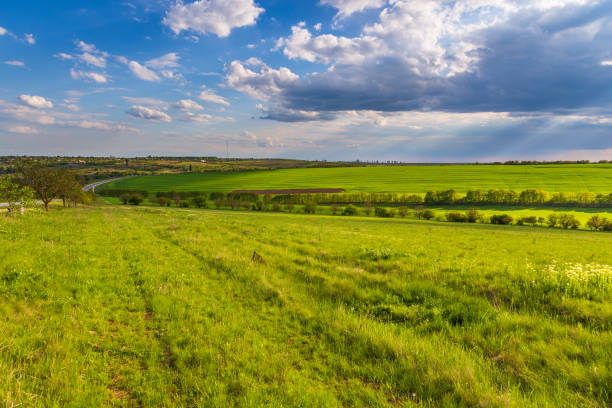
[101,164,612,194]
[1,206,610,407]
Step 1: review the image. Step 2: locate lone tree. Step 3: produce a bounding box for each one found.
[20,164,62,211]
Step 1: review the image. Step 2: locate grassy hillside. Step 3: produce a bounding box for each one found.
[1,206,610,407]
[102,164,612,194]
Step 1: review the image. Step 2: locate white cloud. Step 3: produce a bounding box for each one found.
[0,27,6,36]
[54,53,74,60]
[122,96,169,110]
[0,100,56,125]
[320,0,386,20]
[24,33,35,45]
[173,99,204,111]
[9,125,39,134]
[122,96,169,107]
[127,105,172,122]
[18,95,53,109]
[4,61,25,67]
[275,24,385,65]
[61,104,80,112]
[314,23,322,31]
[163,0,264,38]
[76,40,96,53]
[128,61,161,82]
[602,60,612,66]
[146,53,180,69]
[225,59,299,100]
[70,69,108,84]
[199,87,230,106]
[181,112,213,123]
[80,52,106,68]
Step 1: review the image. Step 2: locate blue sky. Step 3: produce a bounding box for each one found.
[1,0,611,161]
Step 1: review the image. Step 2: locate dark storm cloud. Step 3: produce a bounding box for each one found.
[270,1,612,117]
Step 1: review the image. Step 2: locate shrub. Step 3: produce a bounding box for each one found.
[342,204,357,216]
[547,214,558,228]
[465,208,483,223]
[398,206,409,218]
[490,214,513,225]
[374,207,394,218]
[422,209,435,220]
[284,203,294,212]
[128,193,144,206]
[362,202,373,216]
[178,200,190,208]
[446,211,468,222]
[304,202,317,214]
[331,204,340,215]
[191,196,208,208]
[251,200,264,211]
[558,213,580,229]
[156,197,171,207]
[272,202,282,212]
[120,193,130,205]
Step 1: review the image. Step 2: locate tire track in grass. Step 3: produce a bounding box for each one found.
[175,210,606,407]
[146,212,526,407]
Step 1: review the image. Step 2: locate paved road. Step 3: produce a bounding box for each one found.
[83,176,133,192]
[0,176,133,207]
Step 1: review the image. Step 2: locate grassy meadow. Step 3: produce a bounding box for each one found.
[1,206,610,407]
[102,164,612,194]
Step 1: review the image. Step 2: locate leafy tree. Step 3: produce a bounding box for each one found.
[465,208,483,223]
[342,204,357,216]
[156,197,171,206]
[362,202,373,216]
[284,203,294,212]
[547,214,559,228]
[304,202,317,214]
[331,204,340,215]
[120,193,130,205]
[56,170,82,207]
[374,207,394,217]
[586,215,608,231]
[422,209,435,220]
[558,213,580,229]
[272,202,282,212]
[128,193,144,206]
[414,205,425,220]
[490,214,513,225]
[191,196,208,208]
[446,211,468,222]
[397,206,409,218]
[20,163,62,211]
[0,175,34,213]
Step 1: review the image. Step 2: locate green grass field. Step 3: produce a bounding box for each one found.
[102,164,612,194]
[1,206,610,407]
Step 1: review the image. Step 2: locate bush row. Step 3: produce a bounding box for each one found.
[104,188,612,208]
[123,195,612,232]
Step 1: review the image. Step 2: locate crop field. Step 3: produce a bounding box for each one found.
[1,206,610,407]
[101,164,612,194]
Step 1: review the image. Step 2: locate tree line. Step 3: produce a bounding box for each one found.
[0,164,93,212]
[99,188,612,209]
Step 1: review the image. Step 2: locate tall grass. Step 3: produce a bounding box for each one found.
[1,206,610,407]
